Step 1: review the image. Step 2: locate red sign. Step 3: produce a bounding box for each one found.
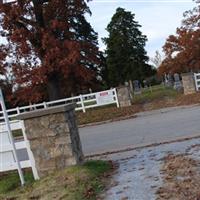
[100,92,108,96]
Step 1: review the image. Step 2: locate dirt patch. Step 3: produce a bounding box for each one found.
[156,154,200,200]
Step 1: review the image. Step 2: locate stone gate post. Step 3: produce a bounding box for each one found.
[181,72,196,95]
[17,104,84,177]
[116,86,132,107]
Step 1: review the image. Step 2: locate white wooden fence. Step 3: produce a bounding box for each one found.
[0,88,118,176]
[1,0,16,4]
[0,88,119,121]
[0,120,39,179]
[194,73,200,91]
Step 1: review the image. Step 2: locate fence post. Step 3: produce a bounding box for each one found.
[43,102,47,109]
[114,88,120,108]
[80,95,86,113]
[194,73,198,91]
[0,89,25,185]
[16,107,20,114]
[21,121,39,180]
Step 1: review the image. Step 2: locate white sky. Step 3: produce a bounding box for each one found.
[87,0,196,59]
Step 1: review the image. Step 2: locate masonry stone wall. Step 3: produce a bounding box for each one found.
[117,86,132,107]
[181,73,196,95]
[17,104,84,177]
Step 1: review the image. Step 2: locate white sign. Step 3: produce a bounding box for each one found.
[96,90,114,105]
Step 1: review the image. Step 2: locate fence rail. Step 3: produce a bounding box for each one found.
[0,88,119,121]
[0,120,39,179]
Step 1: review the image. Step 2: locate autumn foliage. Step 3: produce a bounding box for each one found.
[0,0,100,104]
[158,0,200,75]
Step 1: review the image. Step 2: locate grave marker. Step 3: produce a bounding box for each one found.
[174,73,182,90]
[133,80,141,94]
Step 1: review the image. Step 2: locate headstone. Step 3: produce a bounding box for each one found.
[174,73,179,82]
[143,80,148,88]
[173,73,182,91]
[133,80,141,94]
[125,81,129,87]
[167,74,174,87]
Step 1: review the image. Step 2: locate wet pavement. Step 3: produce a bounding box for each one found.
[96,137,200,200]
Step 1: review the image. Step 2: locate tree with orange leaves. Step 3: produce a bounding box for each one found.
[158,0,200,75]
[0,0,100,104]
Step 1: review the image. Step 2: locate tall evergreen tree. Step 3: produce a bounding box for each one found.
[103,7,150,87]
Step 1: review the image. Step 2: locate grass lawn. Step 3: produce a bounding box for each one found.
[133,85,179,104]
[0,160,112,200]
[0,170,34,195]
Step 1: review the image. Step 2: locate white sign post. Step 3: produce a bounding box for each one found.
[0,89,25,185]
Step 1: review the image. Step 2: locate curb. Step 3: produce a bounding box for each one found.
[78,114,137,128]
[135,104,200,118]
[85,134,200,159]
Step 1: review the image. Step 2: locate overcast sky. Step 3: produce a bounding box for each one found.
[87,0,196,59]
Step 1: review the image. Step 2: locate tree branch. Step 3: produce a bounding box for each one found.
[18,17,37,27]
[32,0,45,27]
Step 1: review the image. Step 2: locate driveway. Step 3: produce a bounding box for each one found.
[100,137,200,200]
[80,105,200,155]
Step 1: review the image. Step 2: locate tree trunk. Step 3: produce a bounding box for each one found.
[47,74,61,101]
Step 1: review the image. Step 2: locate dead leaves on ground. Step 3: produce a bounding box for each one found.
[156,154,200,200]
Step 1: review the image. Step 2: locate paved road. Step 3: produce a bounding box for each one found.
[17,105,200,160]
[80,105,200,155]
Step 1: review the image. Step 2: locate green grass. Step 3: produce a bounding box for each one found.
[0,160,112,200]
[12,129,23,138]
[133,85,179,104]
[83,100,96,107]
[0,170,34,194]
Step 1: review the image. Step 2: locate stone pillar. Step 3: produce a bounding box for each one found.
[116,86,132,107]
[17,104,84,177]
[181,72,196,95]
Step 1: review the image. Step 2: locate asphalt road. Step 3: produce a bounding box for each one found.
[17,105,200,160]
[80,105,200,155]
